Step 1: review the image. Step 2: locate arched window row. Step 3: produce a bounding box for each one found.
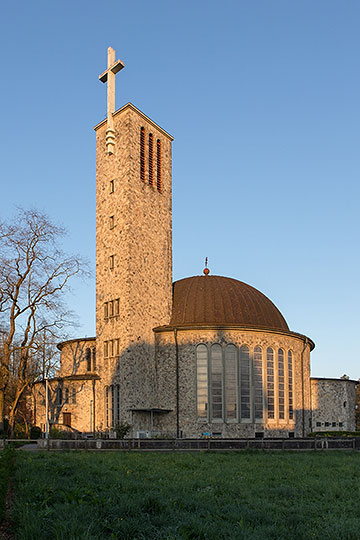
[105,384,120,428]
[196,344,294,423]
[139,127,162,192]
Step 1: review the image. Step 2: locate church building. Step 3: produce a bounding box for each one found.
[32,48,357,439]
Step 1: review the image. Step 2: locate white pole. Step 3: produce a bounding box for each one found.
[45,377,49,440]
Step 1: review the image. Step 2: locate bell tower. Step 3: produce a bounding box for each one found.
[94,48,173,429]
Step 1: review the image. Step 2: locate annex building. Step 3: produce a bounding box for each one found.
[32,48,357,439]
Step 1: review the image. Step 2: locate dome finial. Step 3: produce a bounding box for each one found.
[203,257,210,276]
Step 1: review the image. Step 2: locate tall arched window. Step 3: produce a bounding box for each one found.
[240,345,250,419]
[210,344,223,420]
[278,349,285,419]
[225,344,237,420]
[196,345,208,419]
[267,348,275,419]
[254,346,263,420]
[288,351,293,420]
[148,133,153,186]
[140,127,145,181]
[156,139,162,192]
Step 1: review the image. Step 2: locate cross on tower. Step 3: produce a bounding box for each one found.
[99,47,125,154]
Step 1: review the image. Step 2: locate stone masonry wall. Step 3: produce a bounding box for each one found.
[310,378,357,431]
[154,327,312,438]
[94,104,173,429]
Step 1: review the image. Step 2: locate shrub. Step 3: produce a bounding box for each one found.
[30,426,42,439]
[114,422,132,439]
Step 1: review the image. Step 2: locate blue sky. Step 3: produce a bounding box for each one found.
[1,1,359,379]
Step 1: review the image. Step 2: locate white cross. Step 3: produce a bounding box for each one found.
[99,47,125,154]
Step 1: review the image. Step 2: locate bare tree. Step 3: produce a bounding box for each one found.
[0,209,89,436]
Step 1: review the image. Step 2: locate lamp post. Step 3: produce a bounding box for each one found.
[45,376,49,440]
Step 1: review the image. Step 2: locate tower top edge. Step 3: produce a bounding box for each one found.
[94,102,174,141]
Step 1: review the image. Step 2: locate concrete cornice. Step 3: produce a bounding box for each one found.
[94,102,174,141]
[57,336,96,351]
[311,377,358,384]
[153,323,315,351]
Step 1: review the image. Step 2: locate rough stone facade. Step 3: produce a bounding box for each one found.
[310,378,357,432]
[154,327,312,438]
[32,338,98,433]
[94,103,173,431]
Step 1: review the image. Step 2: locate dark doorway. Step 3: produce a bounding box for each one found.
[63,413,71,427]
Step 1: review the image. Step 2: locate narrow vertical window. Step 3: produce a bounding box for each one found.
[109,300,114,318]
[240,345,251,419]
[92,348,96,371]
[254,346,263,420]
[105,386,109,427]
[71,387,76,404]
[107,386,114,427]
[267,348,275,419]
[156,138,162,192]
[109,215,114,229]
[148,133,153,186]
[64,387,69,404]
[109,179,114,193]
[196,345,208,419]
[85,348,91,371]
[109,255,115,269]
[288,351,293,420]
[210,344,223,420]
[104,341,108,358]
[225,344,237,420]
[140,127,145,181]
[104,302,108,319]
[115,384,120,424]
[278,349,285,419]
[114,299,119,316]
[109,340,114,358]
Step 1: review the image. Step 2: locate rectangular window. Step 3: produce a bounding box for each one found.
[278,349,285,420]
[325,422,330,427]
[316,422,321,427]
[109,301,114,318]
[332,422,336,427]
[104,302,108,319]
[254,347,263,420]
[104,341,108,358]
[115,339,120,356]
[240,346,251,419]
[110,179,114,193]
[109,216,114,229]
[114,299,119,316]
[109,255,115,269]
[71,387,76,404]
[196,345,208,419]
[267,348,275,420]
[339,422,343,428]
[210,345,222,420]
[225,345,237,420]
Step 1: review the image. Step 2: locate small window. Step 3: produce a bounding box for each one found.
[316,422,321,427]
[325,422,330,427]
[343,401,347,408]
[255,432,264,439]
[332,422,336,427]
[114,299,119,316]
[92,349,96,371]
[85,348,91,371]
[64,387,70,404]
[104,341,109,358]
[339,422,343,428]
[109,255,115,269]
[71,387,76,404]
[57,387,63,405]
[109,216,114,229]
[110,179,114,193]
[104,302,108,319]
[109,301,114,318]
[288,432,295,438]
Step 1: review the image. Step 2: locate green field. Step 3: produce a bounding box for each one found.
[6,451,360,539]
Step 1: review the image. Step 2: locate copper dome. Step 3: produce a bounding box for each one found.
[169,275,289,331]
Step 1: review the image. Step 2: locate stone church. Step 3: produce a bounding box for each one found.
[32,48,357,439]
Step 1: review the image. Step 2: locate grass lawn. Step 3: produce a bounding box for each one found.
[10,450,360,539]
[0,448,14,522]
